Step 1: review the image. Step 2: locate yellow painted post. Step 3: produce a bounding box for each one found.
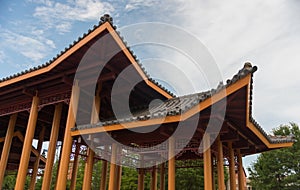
[83,148,95,189]
[29,126,46,190]
[138,169,145,190]
[100,158,108,190]
[70,142,80,190]
[203,133,213,190]
[83,92,100,189]
[212,156,215,190]
[151,166,157,190]
[108,143,117,190]
[0,113,17,187]
[53,141,64,190]
[90,89,101,124]
[115,165,122,190]
[54,141,64,188]
[15,95,39,190]
[168,137,175,190]
[56,81,80,189]
[237,149,244,190]
[228,142,237,190]
[41,103,63,190]
[160,163,165,190]
[217,136,225,190]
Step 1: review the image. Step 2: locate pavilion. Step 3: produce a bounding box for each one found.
[0,14,294,190]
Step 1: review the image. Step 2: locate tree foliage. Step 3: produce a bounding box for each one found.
[248,123,300,190]
[2,172,30,190]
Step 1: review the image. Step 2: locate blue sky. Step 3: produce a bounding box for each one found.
[1,0,300,171]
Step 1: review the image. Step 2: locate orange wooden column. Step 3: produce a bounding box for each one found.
[160,163,165,190]
[168,137,175,190]
[217,136,225,190]
[83,92,100,189]
[203,133,213,190]
[237,149,245,190]
[29,126,46,190]
[211,156,216,190]
[41,103,63,190]
[100,158,108,190]
[70,142,81,190]
[108,143,117,190]
[228,141,237,190]
[115,165,122,190]
[54,141,64,189]
[83,148,95,189]
[151,166,157,190]
[0,113,18,187]
[56,81,80,189]
[138,168,145,190]
[15,95,39,190]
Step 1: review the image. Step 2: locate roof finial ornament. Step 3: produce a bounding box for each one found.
[100,14,113,24]
[244,62,252,69]
[244,62,252,70]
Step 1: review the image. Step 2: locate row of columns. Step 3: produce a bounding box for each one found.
[0,100,64,189]
[0,94,65,190]
[203,135,245,190]
[0,81,245,190]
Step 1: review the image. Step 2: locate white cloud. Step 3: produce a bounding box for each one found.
[45,39,56,48]
[55,22,72,34]
[27,0,53,6]
[0,30,56,64]
[0,51,6,64]
[32,0,114,33]
[125,0,158,11]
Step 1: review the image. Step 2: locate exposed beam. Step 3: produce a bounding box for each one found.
[22,88,35,97]
[14,130,47,163]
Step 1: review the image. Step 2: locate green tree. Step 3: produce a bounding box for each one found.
[248,123,300,190]
[2,172,31,190]
[2,173,16,190]
[120,166,138,190]
[175,166,204,189]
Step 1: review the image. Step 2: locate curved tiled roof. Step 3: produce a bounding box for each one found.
[0,14,175,97]
[250,117,295,144]
[245,62,295,144]
[75,63,294,145]
[76,63,257,128]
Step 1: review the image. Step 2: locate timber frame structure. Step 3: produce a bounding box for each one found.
[0,14,294,190]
